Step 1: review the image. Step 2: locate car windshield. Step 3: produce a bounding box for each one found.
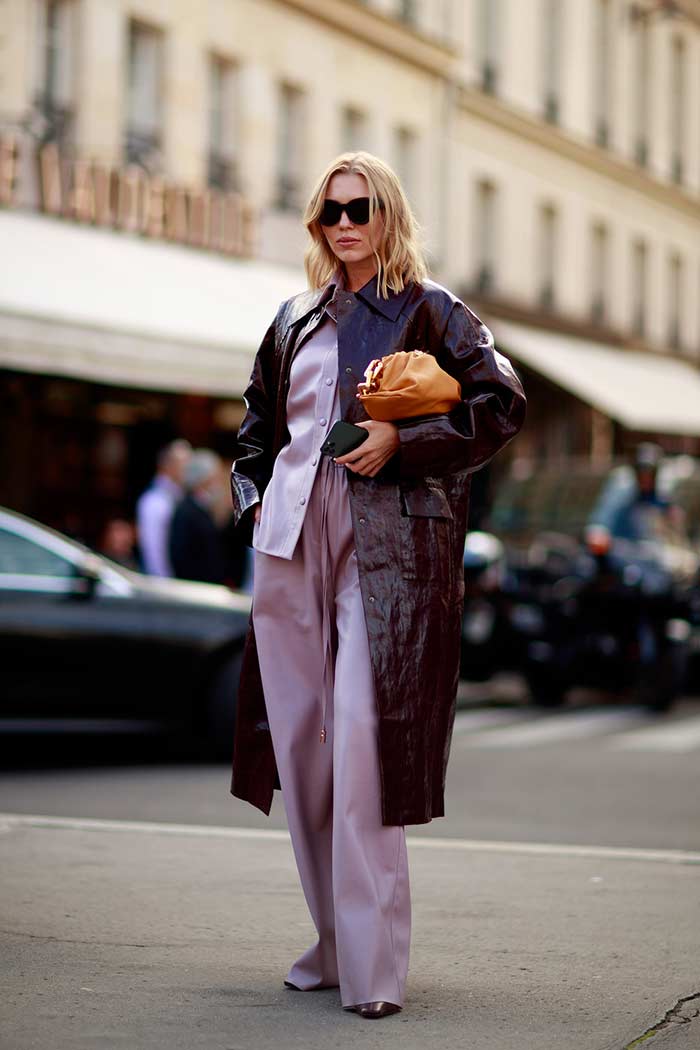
[0,514,133,585]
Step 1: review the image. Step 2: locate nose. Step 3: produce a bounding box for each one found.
[338,209,354,229]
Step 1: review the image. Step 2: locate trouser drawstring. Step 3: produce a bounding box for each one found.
[319,458,335,743]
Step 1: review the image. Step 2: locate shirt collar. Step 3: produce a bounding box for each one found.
[324,266,414,322]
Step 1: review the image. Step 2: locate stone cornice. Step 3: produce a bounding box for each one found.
[274,0,457,77]
[457,85,700,221]
[462,289,700,367]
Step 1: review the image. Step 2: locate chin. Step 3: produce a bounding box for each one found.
[338,248,370,262]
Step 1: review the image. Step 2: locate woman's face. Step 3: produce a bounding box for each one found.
[320,172,385,271]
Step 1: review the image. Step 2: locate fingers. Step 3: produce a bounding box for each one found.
[340,449,392,476]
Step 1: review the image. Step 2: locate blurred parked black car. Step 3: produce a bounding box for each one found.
[0,507,250,758]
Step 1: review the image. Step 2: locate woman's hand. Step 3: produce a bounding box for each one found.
[253,503,261,524]
[334,420,400,477]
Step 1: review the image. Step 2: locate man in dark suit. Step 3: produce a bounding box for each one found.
[169,449,228,585]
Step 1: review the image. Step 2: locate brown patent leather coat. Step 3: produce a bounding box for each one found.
[229,273,526,825]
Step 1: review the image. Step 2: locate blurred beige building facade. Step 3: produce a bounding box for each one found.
[1,0,700,533]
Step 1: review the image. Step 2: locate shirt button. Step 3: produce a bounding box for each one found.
[311,457,318,466]
[299,497,306,505]
[345,367,352,374]
[368,595,376,603]
[359,517,366,524]
[319,417,327,426]
[345,298,352,304]
[325,377,333,386]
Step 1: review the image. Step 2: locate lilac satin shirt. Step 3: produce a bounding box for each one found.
[253,278,349,560]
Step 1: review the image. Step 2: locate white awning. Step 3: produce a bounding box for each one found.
[0,210,306,397]
[494,318,700,437]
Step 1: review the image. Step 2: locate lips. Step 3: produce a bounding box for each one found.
[337,239,360,246]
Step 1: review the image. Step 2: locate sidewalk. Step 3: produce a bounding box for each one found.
[1,813,698,1050]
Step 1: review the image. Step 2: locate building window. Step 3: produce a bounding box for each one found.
[632,18,650,166]
[35,0,77,146]
[397,0,417,25]
[593,0,613,148]
[476,0,499,94]
[208,57,239,191]
[276,83,306,211]
[541,0,563,124]
[538,203,558,311]
[394,126,417,202]
[589,223,609,325]
[474,180,497,295]
[341,106,369,153]
[631,238,647,337]
[668,253,683,351]
[670,35,685,184]
[125,21,163,173]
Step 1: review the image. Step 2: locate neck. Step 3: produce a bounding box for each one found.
[342,260,378,293]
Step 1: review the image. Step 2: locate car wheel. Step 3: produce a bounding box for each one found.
[204,649,243,761]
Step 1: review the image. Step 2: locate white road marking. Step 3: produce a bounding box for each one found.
[1,812,698,866]
[608,714,700,753]
[456,707,648,748]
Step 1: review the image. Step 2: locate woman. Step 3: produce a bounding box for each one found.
[229,151,526,1018]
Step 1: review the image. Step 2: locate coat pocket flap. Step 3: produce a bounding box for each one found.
[400,480,453,519]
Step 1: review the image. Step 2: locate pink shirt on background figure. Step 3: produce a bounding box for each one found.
[136,474,183,576]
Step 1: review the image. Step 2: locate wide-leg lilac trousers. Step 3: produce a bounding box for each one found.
[251,454,411,1009]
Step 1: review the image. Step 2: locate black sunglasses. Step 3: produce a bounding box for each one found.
[318,196,383,227]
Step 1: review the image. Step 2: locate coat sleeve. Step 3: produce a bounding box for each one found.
[230,310,279,540]
[395,301,526,479]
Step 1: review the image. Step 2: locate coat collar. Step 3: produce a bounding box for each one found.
[283,268,414,329]
[354,272,415,321]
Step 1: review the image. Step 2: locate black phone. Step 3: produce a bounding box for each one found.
[320,420,369,458]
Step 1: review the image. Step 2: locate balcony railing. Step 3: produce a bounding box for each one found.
[481,62,498,95]
[634,138,648,167]
[276,173,303,211]
[475,264,494,297]
[544,93,559,125]
[595,118,609,149]
[590,295,606,326]
[207,152,239,192]
[33,94,74,147]
[124,129,162,174]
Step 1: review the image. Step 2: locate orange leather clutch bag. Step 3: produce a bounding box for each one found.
[356,350,462,422]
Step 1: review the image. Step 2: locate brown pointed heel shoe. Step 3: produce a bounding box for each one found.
[355,1001,402,1019]
[284,980,301,990]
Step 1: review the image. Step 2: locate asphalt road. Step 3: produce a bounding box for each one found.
[2,696,700,851]
[2,693,699,1050]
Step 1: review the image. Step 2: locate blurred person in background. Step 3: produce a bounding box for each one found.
[609,442,684,543]
[98,518,139,570]
[136,439,191,576]
[169,448,228,585]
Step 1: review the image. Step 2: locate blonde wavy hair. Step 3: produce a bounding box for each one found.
[302,151,428,299]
